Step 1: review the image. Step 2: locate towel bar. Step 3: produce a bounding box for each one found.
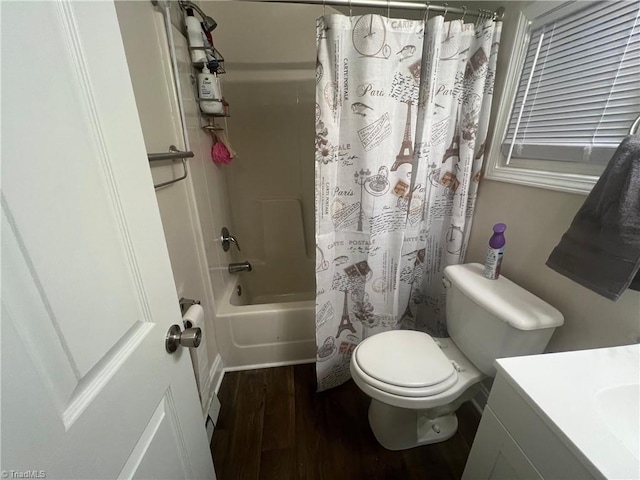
[147,145,194,188]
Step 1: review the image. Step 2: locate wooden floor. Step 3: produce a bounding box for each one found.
[211,364,481,480]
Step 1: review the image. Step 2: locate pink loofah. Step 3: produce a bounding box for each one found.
[211,142,233,164]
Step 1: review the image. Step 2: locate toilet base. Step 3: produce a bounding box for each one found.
[368,399,459,450]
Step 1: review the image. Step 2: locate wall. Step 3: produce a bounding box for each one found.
[115,2,229,405]
[466,2,640,352]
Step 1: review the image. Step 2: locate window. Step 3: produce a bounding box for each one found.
[485,1,640,194]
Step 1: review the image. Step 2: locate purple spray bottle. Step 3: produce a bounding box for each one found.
[483,223,506,280]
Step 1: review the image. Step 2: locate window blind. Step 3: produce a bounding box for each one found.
[502,1,640,164]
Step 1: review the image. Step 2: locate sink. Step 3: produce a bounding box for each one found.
[596,383,640,459]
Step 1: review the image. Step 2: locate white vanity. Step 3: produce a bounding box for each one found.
[463,345,640,479]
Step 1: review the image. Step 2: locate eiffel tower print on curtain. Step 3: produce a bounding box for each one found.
[337,290,356,337]
[391,101,414,171]
[442,110,460,163]
[398,248,425,327]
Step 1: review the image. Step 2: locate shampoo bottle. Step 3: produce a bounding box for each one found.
[199,63,223,114]
[185,8,206,64]
[483,223,506,280]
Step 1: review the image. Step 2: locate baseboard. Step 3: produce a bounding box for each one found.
[213,365,225,395]
[210,354,225,395]
[471,382,491,414]
[203,354,224,417]
[223,358,315,374]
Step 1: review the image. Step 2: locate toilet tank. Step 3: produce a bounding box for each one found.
[443,263,564,377]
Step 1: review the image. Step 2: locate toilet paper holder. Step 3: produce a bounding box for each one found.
[179,297,201,316]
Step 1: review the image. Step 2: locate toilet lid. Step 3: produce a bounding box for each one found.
[354,330,456,388]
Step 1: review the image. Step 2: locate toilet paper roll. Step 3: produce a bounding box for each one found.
[183,304,210,400]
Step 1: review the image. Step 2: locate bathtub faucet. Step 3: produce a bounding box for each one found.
[228,261,252,274]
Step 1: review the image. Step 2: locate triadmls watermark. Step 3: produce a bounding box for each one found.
[1,471,46,479]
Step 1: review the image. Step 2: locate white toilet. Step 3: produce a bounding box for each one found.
[350,263,564,450]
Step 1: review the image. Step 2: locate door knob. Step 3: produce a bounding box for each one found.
[165,324,202,353]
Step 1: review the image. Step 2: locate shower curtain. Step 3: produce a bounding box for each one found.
[315,13,501,390]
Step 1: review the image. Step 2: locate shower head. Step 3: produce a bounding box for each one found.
[201,14,218,32]
[200,13,218,33]
[180,1,217,32]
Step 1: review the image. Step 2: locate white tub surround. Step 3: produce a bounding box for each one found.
[464,345,640,480]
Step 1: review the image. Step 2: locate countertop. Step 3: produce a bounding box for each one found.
[495,344,640,480]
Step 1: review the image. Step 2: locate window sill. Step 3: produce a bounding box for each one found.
[484,159,597,195]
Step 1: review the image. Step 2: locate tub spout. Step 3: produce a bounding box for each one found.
[228,261,252,273]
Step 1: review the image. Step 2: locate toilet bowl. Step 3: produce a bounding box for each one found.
[350,333,484,449]
[350,263,564,450]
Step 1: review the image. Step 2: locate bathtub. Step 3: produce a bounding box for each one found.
[214,265,316,369]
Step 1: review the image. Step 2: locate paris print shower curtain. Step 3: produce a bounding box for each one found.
[315,13,501,390]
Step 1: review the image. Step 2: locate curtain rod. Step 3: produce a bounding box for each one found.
[234,0,504,20]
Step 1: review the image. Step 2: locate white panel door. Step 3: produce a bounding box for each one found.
[1,1,215,479]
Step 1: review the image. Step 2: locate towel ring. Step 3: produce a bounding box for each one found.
[630,115,640,135]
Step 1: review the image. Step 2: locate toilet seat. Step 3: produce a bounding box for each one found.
[353,330,458,398]
[351,335,485,410]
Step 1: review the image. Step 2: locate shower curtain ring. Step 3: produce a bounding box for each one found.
[423,1,430,22]
[443,3,449,19]
[349,0,352,17]
[387,0,391,19]
[461,5,467,23]
[323,0,326,16]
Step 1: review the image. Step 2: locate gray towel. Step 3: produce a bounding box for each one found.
[546,135,640,301]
